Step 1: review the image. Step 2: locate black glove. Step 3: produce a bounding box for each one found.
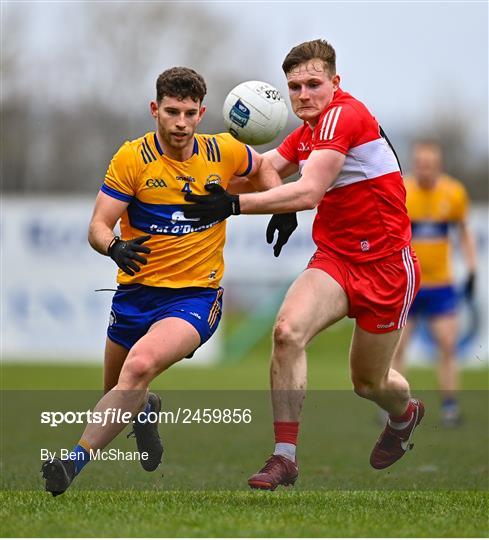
[183,184,240,221]
[108,235,151,276]
[464,271,476,300]
[266,213,298,257]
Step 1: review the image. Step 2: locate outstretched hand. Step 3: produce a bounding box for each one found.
[108,235,151,276]
[266,213,298,257]
[183,184,240,221]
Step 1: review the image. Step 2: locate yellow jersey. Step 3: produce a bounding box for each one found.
[101,131,252,288]
[405,174,468,287]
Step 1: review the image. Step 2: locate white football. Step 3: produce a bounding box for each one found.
[223,81,288,145]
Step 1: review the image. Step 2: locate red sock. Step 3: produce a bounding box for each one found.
[389,400,415,423]
[274,421,299,445]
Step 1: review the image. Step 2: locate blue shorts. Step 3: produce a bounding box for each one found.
[409,285,458,318]
[107,284,223,350]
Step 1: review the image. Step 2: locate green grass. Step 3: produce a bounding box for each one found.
[1,321,488,536]
[2,321,488,391]
[1,490,487,537]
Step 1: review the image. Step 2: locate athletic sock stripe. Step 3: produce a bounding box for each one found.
[327,106,342,139]
[78,439,92,452]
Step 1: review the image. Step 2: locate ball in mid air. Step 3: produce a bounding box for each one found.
[223,81,288,145]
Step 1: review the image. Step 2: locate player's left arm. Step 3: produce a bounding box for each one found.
[227,176,257,194]
[227,147,283,194]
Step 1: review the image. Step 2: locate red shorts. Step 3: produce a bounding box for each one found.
[307,246,420,334]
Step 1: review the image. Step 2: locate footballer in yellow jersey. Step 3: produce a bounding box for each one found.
[42,67,288,496]
[406,173,468,288]
[393,140,477,427]
[102,130,252,289]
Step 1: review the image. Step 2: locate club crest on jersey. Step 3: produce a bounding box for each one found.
[360,239,370,252]
[229,99,250,128]
[206,174,221,185]
[298,142,310,152]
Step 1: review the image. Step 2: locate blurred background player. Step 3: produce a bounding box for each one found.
[392,140,477,427]
[41,67,284,496]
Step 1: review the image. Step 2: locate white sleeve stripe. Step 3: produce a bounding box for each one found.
[319,109,333,140]
[320,107,336,140]
[328,106,342,140]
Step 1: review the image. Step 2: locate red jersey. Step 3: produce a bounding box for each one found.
[278,88,411,263]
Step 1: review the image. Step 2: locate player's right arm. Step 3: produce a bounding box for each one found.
[89,142,151,275]
[88,192,151,276]
[88,191,129,256]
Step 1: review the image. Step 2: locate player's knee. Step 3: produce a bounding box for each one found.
[273,318,305,351]
[121,351,156,386]
[351,375,383,400]
[438,339,457,359]
[352,382,374,400]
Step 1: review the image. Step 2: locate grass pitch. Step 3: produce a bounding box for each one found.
[2,321,488,537]
[1,490,487,537]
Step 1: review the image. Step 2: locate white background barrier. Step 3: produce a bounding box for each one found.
[2,197,487,364]
[1,197,222,364]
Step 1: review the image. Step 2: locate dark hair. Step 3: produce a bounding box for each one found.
[282,39,336,76]
[156,67,207,103]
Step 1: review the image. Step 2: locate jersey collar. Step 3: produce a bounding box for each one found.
[153,133,199,156]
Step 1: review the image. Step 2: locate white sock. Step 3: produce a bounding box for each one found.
[273,442,296,461]
[388,413,413,430]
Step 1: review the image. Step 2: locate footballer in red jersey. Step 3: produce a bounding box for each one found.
[278,87,412,263]
[184,39,424,489]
